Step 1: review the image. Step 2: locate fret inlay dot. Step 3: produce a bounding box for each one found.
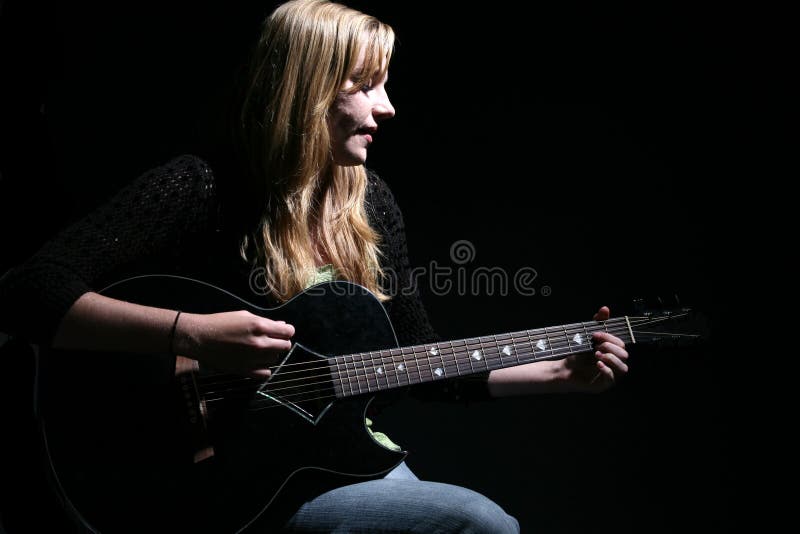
[434,368,443,377]
[471,350,483,361]
[397,363,405,371]
[501,345,512,356]
[376,367,384,375]
[535,339,547,351]
[573,334,584,345]
[429,347,439,356]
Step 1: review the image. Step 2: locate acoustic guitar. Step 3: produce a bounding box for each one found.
[35,275,703,533]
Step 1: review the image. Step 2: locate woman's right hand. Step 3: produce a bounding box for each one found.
[172,310,295,377]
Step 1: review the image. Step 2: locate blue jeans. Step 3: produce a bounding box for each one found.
[283,462,520,533]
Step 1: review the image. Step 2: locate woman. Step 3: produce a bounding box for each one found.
[0,1,627,531]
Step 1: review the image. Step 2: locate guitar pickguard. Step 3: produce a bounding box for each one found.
[257,344,336,425]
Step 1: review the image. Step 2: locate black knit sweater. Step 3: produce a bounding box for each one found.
[0,154,489,401]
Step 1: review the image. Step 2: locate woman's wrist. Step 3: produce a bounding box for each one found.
[171,312,199,358]
[488,359,572,397]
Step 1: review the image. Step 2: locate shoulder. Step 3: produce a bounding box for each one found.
[365,168,404,230]
[123,154,220,211]
[140,154,217,192]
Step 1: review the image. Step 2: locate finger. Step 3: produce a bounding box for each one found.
[595,350,629,374]
[250,368,273,379]
[593,306,610,321]
[594,340,629,360]
[590,360,615,384]
[592,332,625,348]
[253,336,292,352]
[255,319,296,339]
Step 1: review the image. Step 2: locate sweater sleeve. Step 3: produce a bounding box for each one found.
[365,170,491,403]
[0,155,220,344]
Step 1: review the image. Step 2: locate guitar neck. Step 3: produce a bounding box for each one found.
[330,316,635,398]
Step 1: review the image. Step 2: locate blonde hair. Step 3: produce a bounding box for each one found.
[235,0,395,301]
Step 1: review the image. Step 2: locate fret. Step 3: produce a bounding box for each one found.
[510,332,522,366]
[470,337,492,371]
[354,353,371,393]
[448,340,461,376]
[333,357,348,397]
[391,347,411,387]
[581,322,593,355]
[344,354,362,395]
[385,348,398,387]
[534,328,553,359]
[495,332,517,368]
[492,334,504,370]
[361,352,377,393]
[490,335,508,369]
[376,350,390,391]
[478,336,499,372]
[543,326,561,360]
[369,350,389,392]
[566,322,588,354]
[533,329,545,360]
[457,337,475,374]
[524,329,537,364]
[464,337,479,371]
[426,345,444,380]
[561,324,571,357]
[406,345,424,386]
[562,324,578,357]
[437,345,448,379]
[379,350,393,390]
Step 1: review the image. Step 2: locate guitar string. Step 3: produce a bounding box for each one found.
[198,320,633,392]
[194,314,683,395]
[209,324,700,407]
[206,342,589,409]
[198,322,639,400]
[205,319,697,411]
[196,317,645,389]
[195,313,684,387]
[242,341,623,411]
[196,320,660,399]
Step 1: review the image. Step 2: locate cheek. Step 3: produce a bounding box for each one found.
[331,94,367,129]
[327,110,345,141]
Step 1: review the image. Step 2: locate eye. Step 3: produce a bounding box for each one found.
[360,81,374,93]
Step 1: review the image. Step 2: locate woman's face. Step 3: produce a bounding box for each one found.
[328,57,395,166]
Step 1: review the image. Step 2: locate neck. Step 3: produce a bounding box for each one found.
[330,317,634,398]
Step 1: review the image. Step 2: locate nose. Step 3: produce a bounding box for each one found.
[373,90,395,121]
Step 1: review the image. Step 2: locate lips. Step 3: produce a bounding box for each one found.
[356,128,375,144]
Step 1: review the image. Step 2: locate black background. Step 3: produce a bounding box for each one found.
[1,0,780,531]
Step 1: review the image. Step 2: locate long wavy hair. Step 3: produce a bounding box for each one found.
[234,0,394,302]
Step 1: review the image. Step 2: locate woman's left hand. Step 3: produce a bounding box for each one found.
[561,306,629,393]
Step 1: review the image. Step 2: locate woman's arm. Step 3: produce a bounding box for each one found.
[1,156,218,344]
[488,306,629,396]
[54,292,294,375]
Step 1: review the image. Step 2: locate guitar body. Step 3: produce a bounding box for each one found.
[36,276,406,533]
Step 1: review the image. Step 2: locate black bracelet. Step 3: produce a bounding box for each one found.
[169,310,182,355]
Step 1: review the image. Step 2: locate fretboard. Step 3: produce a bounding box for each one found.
[330,316,634,398]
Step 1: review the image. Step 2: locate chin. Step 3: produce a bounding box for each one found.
[334,151,368,167]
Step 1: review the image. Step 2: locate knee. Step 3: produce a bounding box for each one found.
[440,487,520,534]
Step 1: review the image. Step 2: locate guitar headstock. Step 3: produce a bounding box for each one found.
[626,296,710,349]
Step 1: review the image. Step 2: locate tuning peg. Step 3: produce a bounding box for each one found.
[632,297,646,315]
[656,296,672,316]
